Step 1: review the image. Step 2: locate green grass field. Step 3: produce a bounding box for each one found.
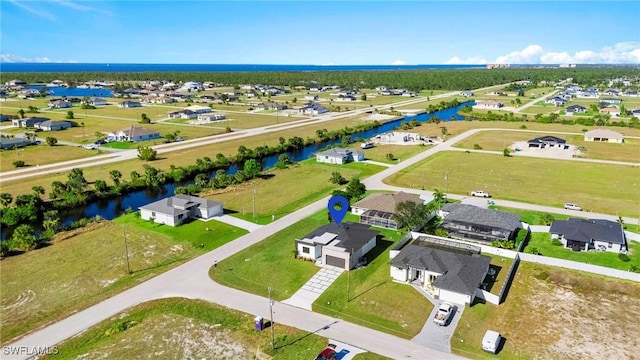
[0,144,102,172]
[0,216,244,344]
[385,151,640,217]
[525,232,640,271]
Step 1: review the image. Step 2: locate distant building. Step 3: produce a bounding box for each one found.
[139,195,223,227]
[583,129,624,143]
[315,147,364,165]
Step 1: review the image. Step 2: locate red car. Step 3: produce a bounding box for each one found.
[315,344,337,360]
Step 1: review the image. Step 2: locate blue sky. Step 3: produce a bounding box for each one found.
[1,1,639,64]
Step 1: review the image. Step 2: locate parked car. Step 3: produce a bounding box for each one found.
[360,142,374,149]
[471,190,491,198]
[83,143,99,150]
[433,302,455,326]
[315,344,337,360]
[482,330,502,354]
[564,203,582,211]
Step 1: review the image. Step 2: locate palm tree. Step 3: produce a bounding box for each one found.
[0,193,13,207]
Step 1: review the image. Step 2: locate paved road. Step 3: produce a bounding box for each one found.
[2,196,464,360]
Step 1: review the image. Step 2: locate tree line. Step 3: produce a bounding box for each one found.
[6,67,638,92]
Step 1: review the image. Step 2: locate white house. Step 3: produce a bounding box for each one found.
[473,100,504,109]
[197,113,226,121]
[299,102,328,115]
[118,101,142,108]
[107,125,160,142]
[549,218,627,253]
[295,222,378,270]
[584,129,624,143]
[185,105,212,114]
[315,147,364,165]
[304,94,319,101]
[390,236,491,305]
[49,99,72,109]
[87,97,108,106]
[139,195,223,227]
[34,120,72,131]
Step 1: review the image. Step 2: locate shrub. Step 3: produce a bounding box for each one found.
[527,247,541,255]
[385,153,395,161]
[330,171,347,185]
[473,144,482,150]
[12,160,26,168]
[618,253,630,262]
[551,239,562,246]
[538,212,555,226]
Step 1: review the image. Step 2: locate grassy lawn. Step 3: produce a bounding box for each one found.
[351,143,429,164]
[486,255,514,296]
[525,232,640,271]
[453,129,640,163]
[452,262,640,360]
[385,151,640,217]
[313,227,434,339]
[0,217,244,344]
[44,298,375,360]
[209,211,328,300]
[0,144,98,172]
[491,206,575,225]
[201,159,386,225]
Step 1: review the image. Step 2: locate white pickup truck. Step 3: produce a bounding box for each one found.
[433,302,455,326]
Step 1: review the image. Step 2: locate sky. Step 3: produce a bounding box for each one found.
[1,0,639,65]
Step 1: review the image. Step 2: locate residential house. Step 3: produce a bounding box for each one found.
[87,97,108,106]
[527,136,567,148]
[295,222,378,270]
[180,81,202,91]
[390,236,491,305]
[565,104,587,114]
[12,117,49,128]
[0,137,34,150]
[107,126,160,142]
[550,218,626,253]
[118,101,142,108]
[304,94,319,101]
[6,79,27,86]
[335,95,357,102]
[351,191,424,230]
[139,195,223,227]
[583,129,624,143]
[603,89,620,96]
[459,90,474,97]
[600,98,622,105]
[315,147,364,165]
[0,114,14,122]
[600,107,621,117]
[299,102,328,115]
[49,99,72,109]
[185,105,212,114]
[439,203,521,243]
[168,109,197,119]
[35,120,72,131]
[622,89,639,97]
[576,91,599,99]
[197,113,226,122]
[255,102,287,111]
[544,97,566,106]
[473,100,504,109]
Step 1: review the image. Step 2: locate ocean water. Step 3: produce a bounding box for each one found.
[1,63,486,73]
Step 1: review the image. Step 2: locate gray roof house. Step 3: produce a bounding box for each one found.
[107,126,160,142]
[527,136,567,148]
[139,195,223,227]
[315,147,364,165]
[12,117,49,128]
[390,237,491,305]
[566,104,587,114]
[295,222,378,270]
[439,203,521,242]
[351,191,424,229]
[0,137,34,150]
[550,218,626,253]
[35,120,73,131]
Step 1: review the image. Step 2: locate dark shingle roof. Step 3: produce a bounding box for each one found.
[550,218,625,244]
[302,222,378,253]
[390,244,491,295]
[441,203,520,231]
[527,136,566,144]
[353,191,422,214]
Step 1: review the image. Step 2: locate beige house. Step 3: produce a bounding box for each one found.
[584,129,624,143]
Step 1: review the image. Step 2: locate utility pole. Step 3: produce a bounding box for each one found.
[252,186,257,220]
[123,226,131,274]
[347,268,350,302]
[268,287,275,349]
[445,171,449,202]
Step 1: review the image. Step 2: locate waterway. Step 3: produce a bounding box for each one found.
[1,102,470,239]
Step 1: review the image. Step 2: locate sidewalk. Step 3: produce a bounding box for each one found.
[282,265,344,310]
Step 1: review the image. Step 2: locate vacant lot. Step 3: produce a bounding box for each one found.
[0,218,243,344]
[385,151,640,217]
[0,144,102,171]
[43,298,387,360]
[452,262,640,360]
[454,129,640,162]
[202,160,385,224]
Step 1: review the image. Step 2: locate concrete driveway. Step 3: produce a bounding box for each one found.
[412,300,464,353]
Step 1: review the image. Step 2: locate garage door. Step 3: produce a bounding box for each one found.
[326,255,345,269]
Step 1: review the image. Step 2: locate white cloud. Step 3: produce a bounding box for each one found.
[444,56,487,64]
[492,42,640,64]
[7,0,56,20]
[0,54,77,63]
[49,0,113,16]
[391,59,407,65]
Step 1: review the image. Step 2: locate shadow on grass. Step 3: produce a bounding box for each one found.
[349,281,387,302]
[274,320,340,350]
[132,256,187,274]
[363,236,394,264]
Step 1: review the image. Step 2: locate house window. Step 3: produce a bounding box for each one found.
[608,242,612,248]
[151,212,156,217]
[178,214,184,220]
[302,246,310,254]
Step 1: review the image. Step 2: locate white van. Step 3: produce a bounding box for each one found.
[482,330,502,354]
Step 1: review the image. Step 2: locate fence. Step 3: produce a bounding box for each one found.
[498,253,520,304]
